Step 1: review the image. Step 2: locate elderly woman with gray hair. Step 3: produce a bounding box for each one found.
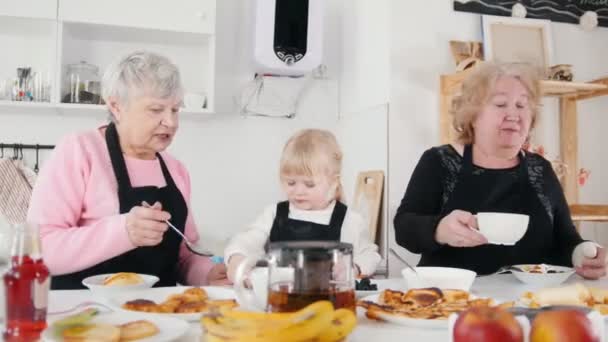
[27,51,228,289]
[394,62,606,279]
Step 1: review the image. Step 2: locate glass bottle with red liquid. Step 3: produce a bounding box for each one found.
[3,223,50,341]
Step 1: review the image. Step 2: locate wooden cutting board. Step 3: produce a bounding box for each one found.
[352,170,384,242]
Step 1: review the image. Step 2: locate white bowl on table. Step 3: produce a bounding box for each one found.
[401,267,476,291]
[510,264,575,286]
[476,212,529,245]
[82,273,158,296]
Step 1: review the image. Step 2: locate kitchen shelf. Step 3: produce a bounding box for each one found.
[570,205,608,222]
[0,1,216,116]
[0,101,213,118]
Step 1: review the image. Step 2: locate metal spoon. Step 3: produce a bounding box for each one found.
[142,202,214,257]
[164,219,214,257]
[389,247,419,276]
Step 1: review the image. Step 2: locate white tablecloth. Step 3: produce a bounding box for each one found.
[40,274,608,341]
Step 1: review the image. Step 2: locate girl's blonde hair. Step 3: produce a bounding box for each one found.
[280,129,344,202]
[451,62,542,144]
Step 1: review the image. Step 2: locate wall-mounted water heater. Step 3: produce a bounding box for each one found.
[253,0,324,76]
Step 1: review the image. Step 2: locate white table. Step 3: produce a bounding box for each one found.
[44,274,608,341]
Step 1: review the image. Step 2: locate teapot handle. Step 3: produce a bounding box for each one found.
[234,256,267,311]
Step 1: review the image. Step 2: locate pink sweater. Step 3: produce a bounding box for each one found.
[27,126,214,285]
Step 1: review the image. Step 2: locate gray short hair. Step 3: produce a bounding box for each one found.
[102,51,184,106]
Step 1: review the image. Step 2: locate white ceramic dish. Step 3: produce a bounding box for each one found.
[401,267,476,291]
[106,286,236,322]
[82,273,159,296]
[510,264,575,286]
[41,312,189,341]
[476,212,529,245]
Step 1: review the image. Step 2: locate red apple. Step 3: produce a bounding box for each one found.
[530,309,598,342]
[454,306,523,342]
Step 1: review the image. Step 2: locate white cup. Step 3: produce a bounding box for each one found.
[476,212,529,245]
[247,267,294,311]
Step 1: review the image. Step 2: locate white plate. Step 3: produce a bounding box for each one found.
[358,293,448,329]
[106,286,236,322]
[510,264,575,286]
[41,312,189,341]
[356,278,406,298]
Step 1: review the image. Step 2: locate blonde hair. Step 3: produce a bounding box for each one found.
[280,129,344,202]
[451,62,542,145]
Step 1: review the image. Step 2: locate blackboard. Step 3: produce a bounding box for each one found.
[454,0,608,28]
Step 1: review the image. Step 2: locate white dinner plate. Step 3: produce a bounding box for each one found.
[41,311,189,341]
[106,286,236,322]
[358,293,449,329]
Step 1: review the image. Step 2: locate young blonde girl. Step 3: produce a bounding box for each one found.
[225,129,381,282]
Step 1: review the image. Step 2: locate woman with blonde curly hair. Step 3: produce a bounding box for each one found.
[394,62,606,278]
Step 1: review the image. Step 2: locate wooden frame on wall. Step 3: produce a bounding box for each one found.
[482,15,553,70]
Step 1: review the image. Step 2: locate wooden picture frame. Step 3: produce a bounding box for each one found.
[482,15,553,70]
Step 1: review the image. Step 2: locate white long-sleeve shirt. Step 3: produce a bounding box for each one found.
[224,201,381,276]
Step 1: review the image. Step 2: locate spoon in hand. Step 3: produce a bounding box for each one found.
[142,202,214,257]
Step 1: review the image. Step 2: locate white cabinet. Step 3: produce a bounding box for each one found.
[0,0,57,19]
[0,1,216,116]
[58,0,215,34]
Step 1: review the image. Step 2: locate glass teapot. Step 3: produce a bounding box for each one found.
[234,241,356,312]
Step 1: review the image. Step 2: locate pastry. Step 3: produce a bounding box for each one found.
[103,272,144,286]
[119,320,159,341]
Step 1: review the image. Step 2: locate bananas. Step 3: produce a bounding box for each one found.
[317,308,358,342]
[201,301,357,342]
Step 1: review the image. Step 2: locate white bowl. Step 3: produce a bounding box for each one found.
[82,273,158,296]
[401,267,476,291]
[477,212,529,245]
[510,264,575,286]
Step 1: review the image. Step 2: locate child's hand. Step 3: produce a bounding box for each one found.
[332,261,359,283]
[207,263,231,285]
[227,254,247,284]
[354,264,362,279]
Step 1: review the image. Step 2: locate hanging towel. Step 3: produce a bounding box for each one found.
[13,159,37,189]
[0,158,33,225]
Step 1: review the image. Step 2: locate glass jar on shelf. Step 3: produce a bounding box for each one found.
[62,61,102,104]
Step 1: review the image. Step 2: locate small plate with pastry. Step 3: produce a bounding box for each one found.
[41,308,189,341]
[509,264,575,286]
[107,286,238,321]
[83,273,159,295]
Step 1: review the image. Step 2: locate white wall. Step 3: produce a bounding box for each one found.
[388,0,608,275]
[337,0,390,273]
[0,0,390,258]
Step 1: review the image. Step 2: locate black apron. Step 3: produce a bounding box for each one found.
[268,201,347,243]
[51,123,187,289]
[418,144,556,275]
